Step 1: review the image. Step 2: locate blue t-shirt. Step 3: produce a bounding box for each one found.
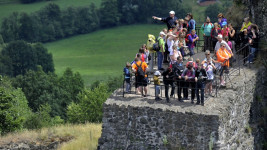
[123,67,130,79]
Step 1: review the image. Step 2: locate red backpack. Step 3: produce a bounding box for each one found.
[185,34,191,43]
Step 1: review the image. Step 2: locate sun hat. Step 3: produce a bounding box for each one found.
[169,11,175,15]
[217,34,223,39]
[154,71,161,76]
[159,31,166,36]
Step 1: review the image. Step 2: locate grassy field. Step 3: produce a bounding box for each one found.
[0,123,102,150]
[45,24,165,87]
[0,0,101,23]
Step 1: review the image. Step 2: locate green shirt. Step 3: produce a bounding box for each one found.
[158,37,165,52]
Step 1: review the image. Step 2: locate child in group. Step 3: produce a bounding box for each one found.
[171,45,182,63]
[221,25,229,40]
[203,57,216,97]
[195,58,200,70]
[154,71,162,101]
[123,62,132,93]
[142,44,150,64]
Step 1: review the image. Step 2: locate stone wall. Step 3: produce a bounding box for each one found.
[99,104,219,149]
[98,68,264,149]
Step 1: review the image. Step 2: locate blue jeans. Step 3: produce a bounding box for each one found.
[196,82,205,104]
[189,47,194,56]
[157,51,163,70]
[155,85,160,96]
[248,46,257,63]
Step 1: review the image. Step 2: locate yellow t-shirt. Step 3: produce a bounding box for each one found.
[153,75,160,85]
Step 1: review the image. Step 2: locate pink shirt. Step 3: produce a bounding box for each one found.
[227,41,232,49]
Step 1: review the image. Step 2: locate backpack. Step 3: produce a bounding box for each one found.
[153,37,160,51]
[204,22,213,28]
[136,62,145,77]
[185,34,191,43]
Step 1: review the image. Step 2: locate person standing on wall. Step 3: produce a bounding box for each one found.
[152,11,178,31]
[132,57,149,97]
[201,17,214,52]
[157,31,166,70]
[187,30,199,56]
[186,13,196,34]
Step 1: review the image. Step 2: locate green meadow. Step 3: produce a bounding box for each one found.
[45,24,165,86]
[0,0,101,23]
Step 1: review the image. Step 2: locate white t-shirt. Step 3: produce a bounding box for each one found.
[205,64,214,80]
[215,40,231,52]
[167,38,174,53]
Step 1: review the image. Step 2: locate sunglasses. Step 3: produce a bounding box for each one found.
[206,54,210,55]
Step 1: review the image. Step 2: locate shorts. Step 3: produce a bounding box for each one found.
[206,80,213,84]
[137,75,148,87]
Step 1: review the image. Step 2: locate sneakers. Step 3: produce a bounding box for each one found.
[178,99,184,102]
[166,98,170,103]
[155,97,162,101]
[191,100,194,104]
[201,103,204,106]
[170,95,174,98]
[196,101,200,105]
[183,97,189,100]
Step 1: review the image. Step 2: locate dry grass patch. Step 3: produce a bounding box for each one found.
[0,123,102,150]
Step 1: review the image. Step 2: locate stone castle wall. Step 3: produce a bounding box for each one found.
[98,68,263,149]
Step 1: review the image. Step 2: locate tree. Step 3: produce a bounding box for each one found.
[1,40,36,76]
[59,68,84,103]
[13,67,84,120]
[33,43,54,73]
[0,77,31,135]
[99,0,121,27]
[205,4,224,23]
[1,41,54,76]
[0,34,4,45]
[0,12,20,42]
[67,83,110,123]
[19,13,35,42]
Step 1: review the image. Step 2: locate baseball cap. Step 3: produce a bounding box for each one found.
[154,71,161,76]
[159,31,166,36]
[217,34,223,39]
[169,11,175,15]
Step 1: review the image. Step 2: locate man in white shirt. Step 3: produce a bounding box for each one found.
[214,34,231,52]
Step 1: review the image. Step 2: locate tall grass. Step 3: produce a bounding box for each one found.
[0,123,102,150]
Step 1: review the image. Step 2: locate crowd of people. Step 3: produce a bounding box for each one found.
[123,11,260,106]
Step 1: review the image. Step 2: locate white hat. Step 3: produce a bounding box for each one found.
[154,71,161,76]
[159,31,165,36]
[169,11,175,15]
[217,34,223,39]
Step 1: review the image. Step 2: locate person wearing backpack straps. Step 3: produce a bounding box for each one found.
[132,57,149,97]
[201,17,214,52]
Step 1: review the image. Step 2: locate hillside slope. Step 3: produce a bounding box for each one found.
[45,24,165,86]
